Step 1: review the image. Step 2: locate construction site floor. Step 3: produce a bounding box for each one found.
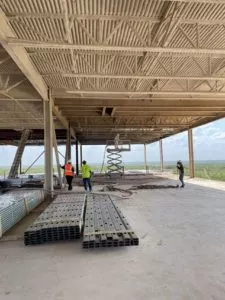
[1,175,225,299]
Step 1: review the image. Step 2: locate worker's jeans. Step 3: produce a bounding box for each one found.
[83,178,92,191]
[66,175,73,190]
[179,172,185,187]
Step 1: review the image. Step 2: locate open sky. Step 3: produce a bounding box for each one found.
[0,118,225,167]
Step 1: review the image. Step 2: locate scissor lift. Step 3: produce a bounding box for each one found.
[106,135,131,176]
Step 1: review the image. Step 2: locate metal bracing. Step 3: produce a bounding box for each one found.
[44,99,53,196]
[159,139,164,172]
[1,1,225,145]
[23,151,45,174]
[8,129,30,178]
[0,9,76,135]
[188,129,195,178]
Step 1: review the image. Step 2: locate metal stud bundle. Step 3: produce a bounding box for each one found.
[83,194,139,248]
[24,194,85,245]
[0,190,44,237]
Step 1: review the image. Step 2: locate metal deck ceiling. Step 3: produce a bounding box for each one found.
[1,0,225,145]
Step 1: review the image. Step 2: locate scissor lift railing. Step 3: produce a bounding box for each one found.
[106,140,131,176]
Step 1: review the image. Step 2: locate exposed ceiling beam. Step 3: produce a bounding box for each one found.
[0,8,76,136]
[6,14,225,26]
[65,113,221,117]
[56,90,225,97]
[0,10,48,100]
[0,98,41,101]
[54,73,225,81]
[164,0,225,3]
[70,124,188,128]
[52,104,76,138]
[8,39,225,56]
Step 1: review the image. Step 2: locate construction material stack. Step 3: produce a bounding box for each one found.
[24,194,85,245]
[0,190,44,238]
[83,194,139,248]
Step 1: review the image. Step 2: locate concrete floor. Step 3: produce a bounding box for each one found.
[1,176,225,299]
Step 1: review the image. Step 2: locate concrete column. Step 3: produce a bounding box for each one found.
[144,143,148,174]
[159,139,164,172]
[80,143,83,168]
[75,140,79,175]
[188,129,195,178]
[44,99,53,196]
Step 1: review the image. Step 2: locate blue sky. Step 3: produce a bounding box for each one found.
[0,118,225,167]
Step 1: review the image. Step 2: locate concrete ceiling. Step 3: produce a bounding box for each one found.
[1,0,225,145]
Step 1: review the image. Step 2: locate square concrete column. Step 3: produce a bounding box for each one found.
[188,129,195,178]
[44,99,53,196]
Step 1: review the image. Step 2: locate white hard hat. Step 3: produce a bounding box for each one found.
[67,159,71,163]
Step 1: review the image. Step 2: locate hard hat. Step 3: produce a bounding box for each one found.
[67,159,71,163]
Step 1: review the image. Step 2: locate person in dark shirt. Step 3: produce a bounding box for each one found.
[177,160,185,188]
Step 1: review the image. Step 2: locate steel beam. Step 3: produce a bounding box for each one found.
[8,129,30,178]
[80,143,83,168]
[65,131,70,164]
[0,9,76,135]
[44,99,53,196]
[75,140,79,176]
[53,123,62,188]
[188,129,195,178]
[60,90,225,97]
[159,139,164,172]
[58,73,225,81]
[144,143,148,174]
[7,12,225,25]
[9,39,225,56]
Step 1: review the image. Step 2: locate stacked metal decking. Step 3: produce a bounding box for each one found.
[24,194,85,245]
[0,190,44,237]
[83,194,139,248]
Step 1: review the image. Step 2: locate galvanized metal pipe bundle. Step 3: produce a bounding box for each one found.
[83,194,139,248]
[0,190,44,237]
[24,194,85,245]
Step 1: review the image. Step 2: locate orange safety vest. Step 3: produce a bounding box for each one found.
[64,164,74,176]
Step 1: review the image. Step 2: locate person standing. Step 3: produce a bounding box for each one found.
[81,160,92,192]
[60,160,74,191]
[177,160,185,188]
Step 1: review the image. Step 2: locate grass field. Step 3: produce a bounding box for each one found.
[1,162,225,181]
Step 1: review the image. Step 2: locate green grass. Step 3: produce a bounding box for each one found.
[149,163,225,181]
[1,162,225,181]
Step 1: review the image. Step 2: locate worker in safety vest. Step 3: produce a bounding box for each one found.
[81,160,92,192]
[60,160,74,190]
